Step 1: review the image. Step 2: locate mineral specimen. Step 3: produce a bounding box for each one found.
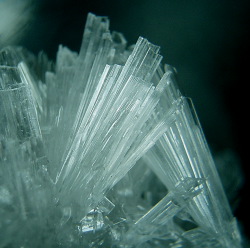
[0,13,242,247]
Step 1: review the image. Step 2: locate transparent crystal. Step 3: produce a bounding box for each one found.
[0,13,243,247]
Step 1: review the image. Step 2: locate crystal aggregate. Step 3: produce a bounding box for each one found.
[0,13,242,247]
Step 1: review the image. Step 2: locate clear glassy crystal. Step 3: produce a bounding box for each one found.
[0,12,242,247]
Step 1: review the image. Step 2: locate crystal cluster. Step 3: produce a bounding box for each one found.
[0,13,242,247]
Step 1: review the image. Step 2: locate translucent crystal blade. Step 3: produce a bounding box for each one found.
[143,96,241,247]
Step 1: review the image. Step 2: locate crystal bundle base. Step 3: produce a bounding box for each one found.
[0,13,242,247]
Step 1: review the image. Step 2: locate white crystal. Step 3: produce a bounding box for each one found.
[0,12,243,247]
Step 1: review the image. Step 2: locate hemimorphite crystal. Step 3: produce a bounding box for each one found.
[0,13,242,247]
